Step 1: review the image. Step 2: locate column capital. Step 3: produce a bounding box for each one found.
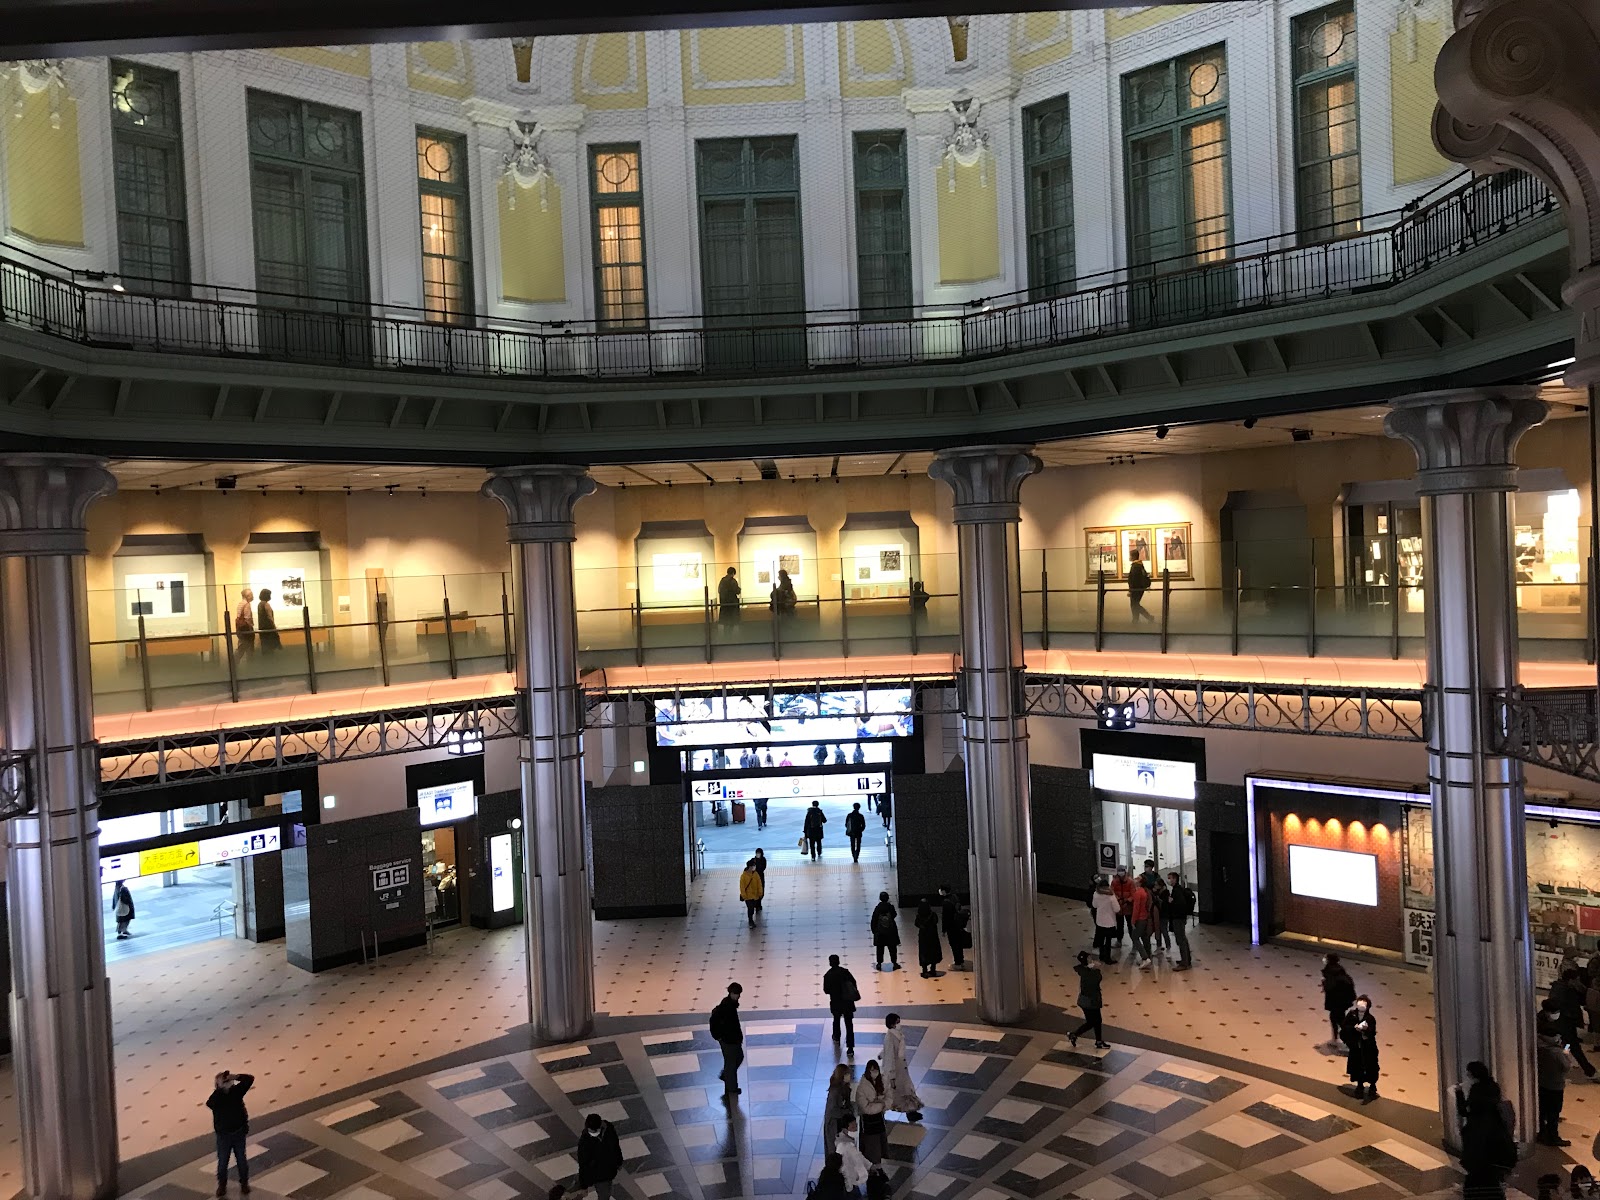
[0,454,115,557]
[928,445,1041,524]
[483,465,596,543]
[1384,388,1547,495]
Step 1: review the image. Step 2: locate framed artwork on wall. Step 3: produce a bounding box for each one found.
[1120,527,1153,575]
[1085,528,1120,580]
[1155,523,1192,579]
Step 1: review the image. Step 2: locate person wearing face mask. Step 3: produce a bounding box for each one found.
[574,1113,624,1199]
[1339,995,1381,1102]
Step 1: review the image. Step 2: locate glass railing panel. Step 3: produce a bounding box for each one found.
[1313,587,1397,640]
[90,639,151,716]
[1236,587,1314,639]
[143,632,235,711]
[1517,581,1589,643]
[1165,587,1230,638]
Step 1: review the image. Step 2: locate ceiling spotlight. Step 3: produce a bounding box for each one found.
[215,475,237,491]
[296,484,305,496]
[1242,416,1257,429]
[151,484,161,495]
[344,485,352,497]
[1155,425,1169,440]
[420,486,427,498]
[1290,428,1312,442]
[258,485,267,494]
[386,484,396,497]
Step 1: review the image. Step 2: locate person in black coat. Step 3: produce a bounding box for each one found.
[1068,950,1109,1049]
[871,891,900,970]
[256,588,281,653]
[1459,1086,1517,1199]
[1340,995,1380,1102]
[803,800,827,861]
[206,1069,255,1194]
[575,1113,624,1200]
[1321,954,1357,1047]
[844,803,867,863]
[810,1153,849,1200]
[112,881,136,939]
[1549,968,1597,1077]
[822,954,859,1052]
[938,885,968,970]
[914,898,943,978]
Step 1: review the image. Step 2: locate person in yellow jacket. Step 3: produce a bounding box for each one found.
[740,859,765,927]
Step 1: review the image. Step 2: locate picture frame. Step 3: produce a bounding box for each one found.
[1154,523,1192,579]
[1120,527,1153,575]
[1085,528,1120,580]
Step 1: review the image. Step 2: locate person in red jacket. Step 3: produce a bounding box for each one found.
[1129,880,1155,967]
[1109,866,1136,950]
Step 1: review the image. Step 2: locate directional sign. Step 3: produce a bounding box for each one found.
[199,828,281,865]
[692,772,887,802]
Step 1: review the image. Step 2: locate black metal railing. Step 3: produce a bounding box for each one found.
[1496,686,1600,782]
[0,171,1559,384]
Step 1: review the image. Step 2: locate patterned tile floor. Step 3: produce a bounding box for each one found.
[117,1019,1471,1200]
[1,857,1596,1197]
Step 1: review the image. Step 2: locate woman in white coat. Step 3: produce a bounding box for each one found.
[881,1013,923,1122]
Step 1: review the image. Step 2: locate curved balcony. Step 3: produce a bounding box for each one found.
[0,171,1558,385]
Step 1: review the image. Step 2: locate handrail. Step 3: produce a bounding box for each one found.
[0,172,1559,385]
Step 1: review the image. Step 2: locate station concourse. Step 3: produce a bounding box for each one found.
[3,1,1600,1197]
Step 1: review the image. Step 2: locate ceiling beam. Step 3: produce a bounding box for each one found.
[12,369,46,407]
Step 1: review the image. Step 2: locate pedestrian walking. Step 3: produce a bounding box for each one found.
[804,800,827,860]
[717,567,742,625]
[915,898,943,978]
[1166,872,1195,970]
[112,880,136,939]
[871,891,900,970]
[1090,879,1120,963]
[1127,550,1152,622]
[1340,995,1381,1102]
[710,982,744,1101]
[823,954,859,1051]
[752,848,767,910]
[206,1069,254,1197]
[1110,866,1134,947]
[255,588,280,654]
[1321,954,1357,1049]
[854,1060,887,1164]
[845,803,867,862]
[939,885,969,970]
[575,1113,624,1200]
[877,793,893,830]
[1129,878,1155,966]
[233,588,255,658]
[833,744,848,765]
[824,1062,855,1145]
[852,743,866,765]
[1538,1022,1571,1145]
[740,859,764,927]
[755,796,768,829]
[814,743,829,766]
[882,1013,923,1121]
[1069,950,1110,1049]
[1549,968,1598,1078]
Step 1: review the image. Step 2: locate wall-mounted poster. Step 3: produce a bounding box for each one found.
[650,552,705,595]
[1154,523,1192,579]
[1086,528,1120,580]
[777,552,801,577]
[248,571,307,610]
[1120,528,1153,574]
[124,572,190,619]
[852,543,908,585]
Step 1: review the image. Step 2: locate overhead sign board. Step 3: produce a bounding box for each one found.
[691,772,887,802]
[139,842,200,876]
[101,825,284,881]
[199,828,280,865]
[1090,752,1196,802]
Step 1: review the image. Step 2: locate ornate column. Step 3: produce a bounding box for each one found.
[1385,389,1547,1149]
[928,445,1041,1024]
[1,454,118,1199]
[482,465,597,1042]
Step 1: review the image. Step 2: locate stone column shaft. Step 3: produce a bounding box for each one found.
[1386,389,1546,1149]
[483,465,597,1042]
[1,455,118,1200]
[929,446,1041,1024]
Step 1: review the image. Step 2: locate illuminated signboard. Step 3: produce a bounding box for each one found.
[418,780,477,827]
[1288,844,1379,906]
[101,826,284,882]
[199,828,281,865]
[139,842,200,876]
[99,854,140,884]
[489,833,515,913]
[690,772,887,802]
[654,688,914,748]
[1090,752,1197,802]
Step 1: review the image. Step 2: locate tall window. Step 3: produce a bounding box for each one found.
[1023,95,1076,298]
[1292,2,1361,240]
[852,131,911,320]
[416,130,472,324]
[588,145,647,329]
[1122,46,1231,269]
[109,61,189,294]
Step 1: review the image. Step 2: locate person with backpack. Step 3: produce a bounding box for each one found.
[870,892,900,970]
[809,1153,849,1200]
[844,803,867,863]
[575,1113,625,1200]
[1166,872,1196,970]
[739,860,764,928]
[709,982,744,1102]
[803,800,827,861]
[1127,550,1152,622]
[1321,955,1357,1049]
[823,954,859,1052]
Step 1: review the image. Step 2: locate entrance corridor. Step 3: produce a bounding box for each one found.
[0,862,1585,1199]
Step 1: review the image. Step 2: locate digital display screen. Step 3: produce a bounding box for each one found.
[690,771,888,802]
[489,833,515,912]
[1090,752,1197,801]
[683,740,893,773]
[1288,844,1379,907]
[417,780,477,828]
[653,688,914,748]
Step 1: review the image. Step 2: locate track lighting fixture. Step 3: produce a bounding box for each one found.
[386,484,396,497]
[1155,425,1169,440]
[1242,416,1257,429]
